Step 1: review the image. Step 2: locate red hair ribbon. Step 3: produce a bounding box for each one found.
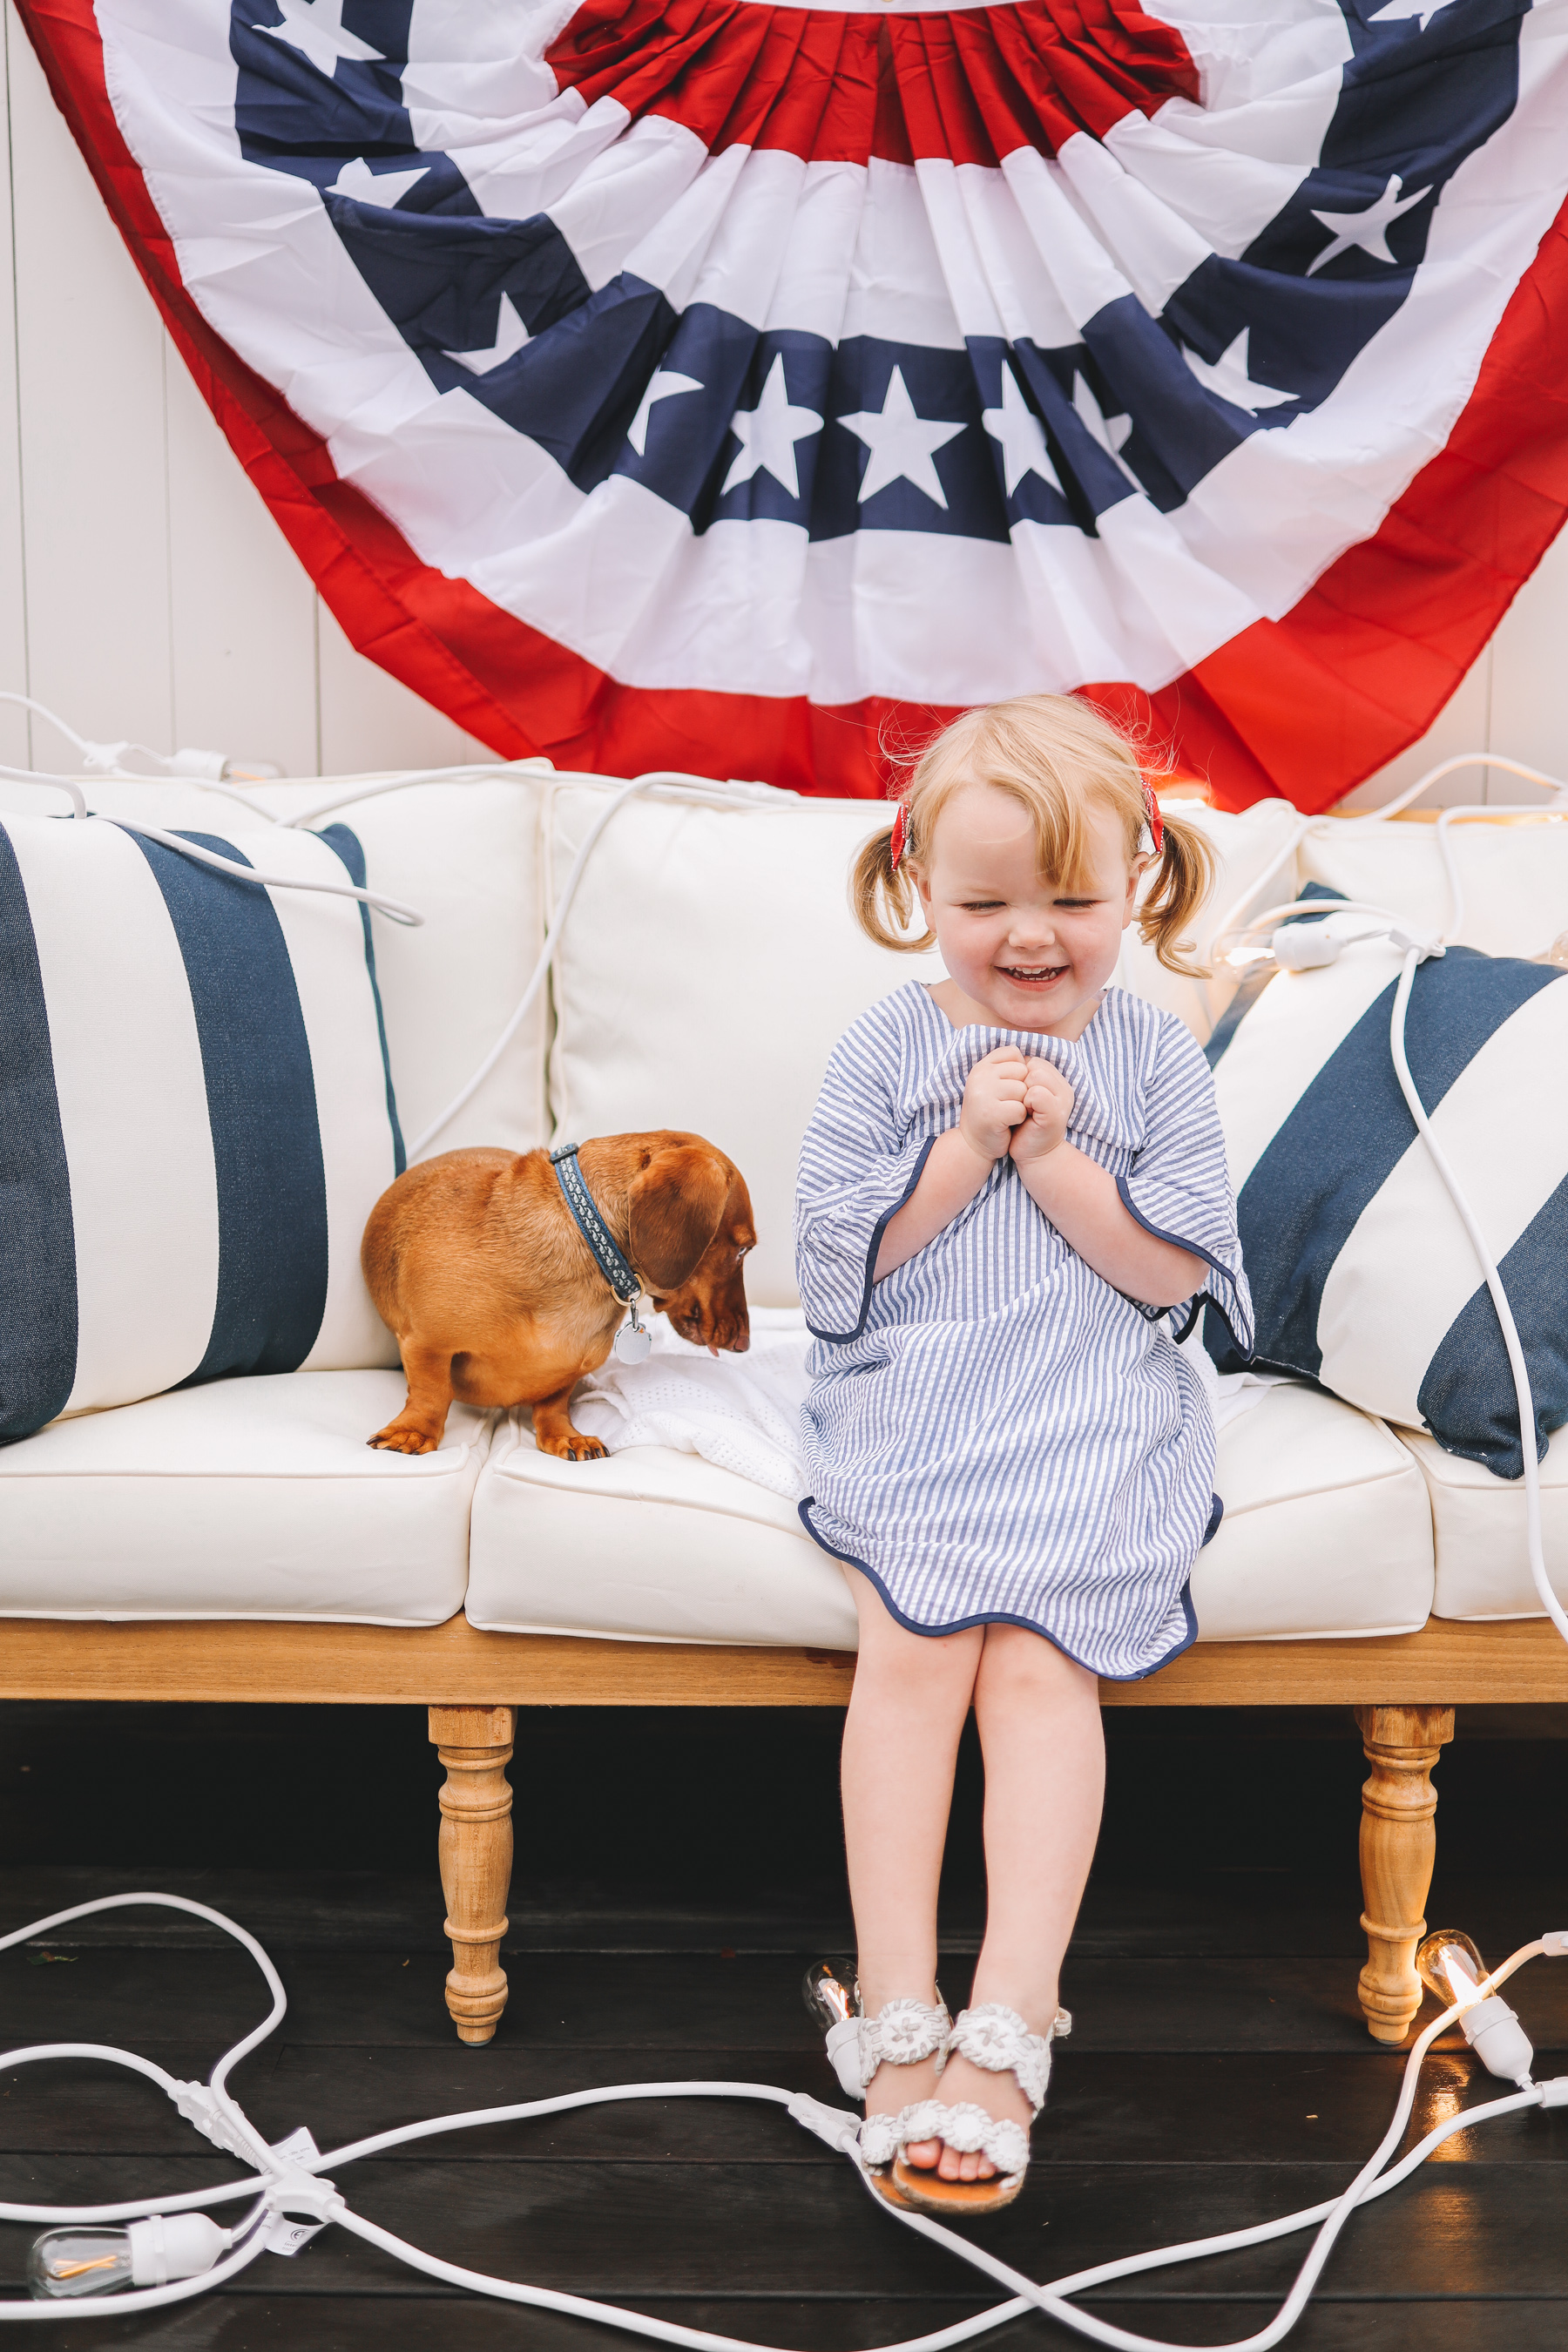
[1141,779,1164,855]
[889,800,909,872]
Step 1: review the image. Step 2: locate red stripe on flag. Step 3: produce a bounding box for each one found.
[545,0,1196,166]
[16,0,1568,810]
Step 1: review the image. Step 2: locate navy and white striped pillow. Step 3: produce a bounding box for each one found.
[0,813,405,1441]
[1205,928,1567,1478]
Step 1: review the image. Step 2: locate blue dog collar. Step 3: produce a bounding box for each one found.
[549,1144,640,1307]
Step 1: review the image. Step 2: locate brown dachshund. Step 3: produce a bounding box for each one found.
[362,1132,754,1459]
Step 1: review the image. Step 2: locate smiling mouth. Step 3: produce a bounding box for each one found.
[998,962,1067,985]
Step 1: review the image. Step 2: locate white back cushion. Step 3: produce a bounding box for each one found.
[1298,814,1568,958]
[545,783,1302,1307]
[546,785,944,1307]
[0,772,550,1160]
[1117,796,1308,1043]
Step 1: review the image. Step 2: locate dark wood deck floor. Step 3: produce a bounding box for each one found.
[3,1701,1567,2348]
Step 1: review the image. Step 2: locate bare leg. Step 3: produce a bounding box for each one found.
[920,1625,1105,2180]
[369,1340,455,1454]
[840,1570,983,2139]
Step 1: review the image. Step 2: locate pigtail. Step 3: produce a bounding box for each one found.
[1135,807,1215,976]
[850,822,935,954]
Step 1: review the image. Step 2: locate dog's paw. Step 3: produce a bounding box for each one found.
[368,1423,440,1455]
[535,1428,608,1463]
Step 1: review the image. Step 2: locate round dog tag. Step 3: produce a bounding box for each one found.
[614,1319,652,1366]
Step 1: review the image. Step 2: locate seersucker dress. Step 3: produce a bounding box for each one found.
[794,982,1254,1680]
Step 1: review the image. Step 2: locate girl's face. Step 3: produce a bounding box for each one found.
[914,780,1141,1036]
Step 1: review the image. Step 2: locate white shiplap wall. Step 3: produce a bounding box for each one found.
[0,4,497,781]
[0,3,1563,797]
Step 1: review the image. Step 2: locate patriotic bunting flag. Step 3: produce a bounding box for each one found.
[19,0,1568,804]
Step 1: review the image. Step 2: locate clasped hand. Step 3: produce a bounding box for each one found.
[958,1044,1073,1167]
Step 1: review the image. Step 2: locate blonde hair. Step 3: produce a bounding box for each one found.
[851,694,1214,977]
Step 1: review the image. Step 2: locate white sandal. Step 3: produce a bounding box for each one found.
[875,2000,1067,2216]
[803,1963,952,2209]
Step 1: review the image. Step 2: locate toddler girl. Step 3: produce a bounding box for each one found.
[794,694,1252,2214]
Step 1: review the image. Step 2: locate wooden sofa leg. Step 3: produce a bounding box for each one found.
[1354,1704,1455,2044]
[429,1704,517,2045]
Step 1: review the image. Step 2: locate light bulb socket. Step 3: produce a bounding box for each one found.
[1459,1994,1535,2086]
[127,2213,228,2288]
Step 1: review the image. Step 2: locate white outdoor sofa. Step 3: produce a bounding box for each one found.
[3,765,1565,2051]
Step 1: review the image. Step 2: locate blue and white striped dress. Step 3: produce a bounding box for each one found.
[794,983,1254,1680]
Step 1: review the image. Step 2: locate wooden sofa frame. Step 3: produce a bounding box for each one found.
[7,1613,1567,2047]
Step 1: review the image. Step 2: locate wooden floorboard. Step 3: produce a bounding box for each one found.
[10,1947,1568,2055]
[17,2301,1568,2352]
[11,2046,1558,2165]
[3,1707,1568,2345]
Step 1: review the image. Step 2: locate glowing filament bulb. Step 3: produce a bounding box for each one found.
[1416,1930,1488,2011]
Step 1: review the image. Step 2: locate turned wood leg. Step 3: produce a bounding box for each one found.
[1355,1704,1455,2044]
[429,1704,517,2045]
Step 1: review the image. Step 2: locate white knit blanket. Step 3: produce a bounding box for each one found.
[570,1308,1280,1501]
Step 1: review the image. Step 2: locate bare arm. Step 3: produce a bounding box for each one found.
[874,1044,1026,1281]
[1018,1144,1205,1307]
[874,1127,994,1280]
[1011,1059,1206,1309]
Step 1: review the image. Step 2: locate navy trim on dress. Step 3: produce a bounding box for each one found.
[804,1134,936,1345]
[1115,1175,1233,1282]
[799,1497,1201,1682]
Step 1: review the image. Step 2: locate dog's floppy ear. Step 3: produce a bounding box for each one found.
[627,1146,733,1293]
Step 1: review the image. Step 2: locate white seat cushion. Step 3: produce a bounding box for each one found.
[1400,1423,1568,1622]
[1191,1383,1433,1641]
[468,1417,860,1647]
[466,1379,1433,1649]
[0,1373,490,1623]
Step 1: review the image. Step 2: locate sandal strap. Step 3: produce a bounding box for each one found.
[855,1997,951,2091]
[859,2099,1029,2180]
[950,2003,1053,2114]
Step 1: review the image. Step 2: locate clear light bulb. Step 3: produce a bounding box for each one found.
[28,2229,133,2299]
[1416,1930,1487,2011]
[28,2213,228,2299]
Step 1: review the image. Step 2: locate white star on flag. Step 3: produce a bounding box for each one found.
[1307,173,1432,275]
[1071,372,1138,482]
[627,369,704,457]
[1183,328,1295,416]
[328,156,429,209]
[257,0,382,78]
[1368,0,1454,28]
[841,367,966,508]
[723,355,822,500]
[982,364,1061,498]
[449,292,529,375]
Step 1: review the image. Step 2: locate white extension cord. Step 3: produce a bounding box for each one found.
[3,1893,1567,2342]
[3,709,1567,2337]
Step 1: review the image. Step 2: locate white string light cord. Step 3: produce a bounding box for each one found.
[3,1892,1566,2338]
